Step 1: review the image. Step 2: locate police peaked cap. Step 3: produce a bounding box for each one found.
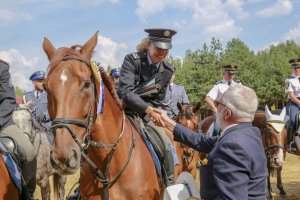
[289,58,300,68]
[30,71,46,81]
[144,28,177,50]
[223,64,238,74]
[110,68,120,77]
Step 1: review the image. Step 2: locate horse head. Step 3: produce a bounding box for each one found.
[264,105,287,168]
[176,102,200,132]
[43,32,99,174]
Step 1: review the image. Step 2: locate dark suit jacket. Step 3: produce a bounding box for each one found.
[0,59,16,130]
[173,122,268,200]
[118,52,174,117]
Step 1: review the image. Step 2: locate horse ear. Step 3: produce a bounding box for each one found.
[280,107,286,118]
[80,31,99,60]
[265,105,272,121]
[43,37,57,61]
[177,102,182,111]
[193,102,201,113]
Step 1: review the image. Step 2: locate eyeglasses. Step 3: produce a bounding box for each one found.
[215,100,226,107]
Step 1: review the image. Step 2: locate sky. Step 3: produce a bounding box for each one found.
[1,0,300,91]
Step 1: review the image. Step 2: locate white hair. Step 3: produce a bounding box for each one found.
[222,85,258,122]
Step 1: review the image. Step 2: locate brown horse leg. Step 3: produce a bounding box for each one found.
[276,167,286,197]
[267,174,274,200]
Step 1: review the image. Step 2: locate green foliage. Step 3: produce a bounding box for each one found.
[15,86,25,97]
[169,38,300,114]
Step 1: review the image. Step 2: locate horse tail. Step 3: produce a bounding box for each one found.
[53,173,60,200]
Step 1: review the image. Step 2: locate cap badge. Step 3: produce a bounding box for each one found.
[164,30,170,37]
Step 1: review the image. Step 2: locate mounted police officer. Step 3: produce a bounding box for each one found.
[23,71,51,130]
[109,68,121,91]
[205,64,241,136]
[0,59,37,200]
[118,28,177,186]
[161,72,190,119]
[285,58,300,152]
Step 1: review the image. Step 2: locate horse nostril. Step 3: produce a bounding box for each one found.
[67,149,78,169]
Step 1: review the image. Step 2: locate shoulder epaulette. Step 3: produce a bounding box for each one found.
[234,79,241,83]
[0,59,9,65]
[163,61,174,72]
[132,52,146,60]
[215,80,222,85]
[288,75,295,79]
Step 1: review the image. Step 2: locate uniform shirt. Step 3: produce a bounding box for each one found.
[0,59,16,130]
[285,75,300,99]
[161,83,190,118]
[206,79,241,101]
[23,90,51,129]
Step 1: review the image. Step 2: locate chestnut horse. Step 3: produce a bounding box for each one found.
[0,152,20,200]
[174,103,200,179]
[44,32,164,199]
[199,107,287,199]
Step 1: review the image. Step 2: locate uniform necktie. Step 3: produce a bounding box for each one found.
[150,64,158,77]
[36,91,39,99]
[228,81,232,86]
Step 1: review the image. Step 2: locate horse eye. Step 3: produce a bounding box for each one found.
[83,81,91,89]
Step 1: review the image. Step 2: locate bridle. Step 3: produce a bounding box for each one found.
[263,119,285,164]
[50,55,135,200]
[177,105,199,168]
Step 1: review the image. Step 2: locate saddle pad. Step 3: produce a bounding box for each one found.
[0,143,22,193]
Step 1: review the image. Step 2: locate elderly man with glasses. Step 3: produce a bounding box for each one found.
[154,84,268,200]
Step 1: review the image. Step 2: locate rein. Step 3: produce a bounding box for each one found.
[50,56,135,200]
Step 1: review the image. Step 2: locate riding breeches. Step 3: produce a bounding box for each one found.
[0,124,35,162]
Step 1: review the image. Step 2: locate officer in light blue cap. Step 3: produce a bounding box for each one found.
[23,71,52,130]
[110,68,121,90]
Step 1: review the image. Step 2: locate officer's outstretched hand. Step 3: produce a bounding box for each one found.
[145,106,165,127]
[153,108,177,132]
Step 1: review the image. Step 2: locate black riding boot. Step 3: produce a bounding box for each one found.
[21,157,37,200]
[67,186,80,200]
[287,127,296,152]
[162,149,175,186]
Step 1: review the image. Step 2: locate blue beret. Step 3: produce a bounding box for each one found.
[30,71,45,81]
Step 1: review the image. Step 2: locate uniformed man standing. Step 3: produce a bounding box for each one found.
[205,64,241,136]
[0,59,37,200]
[118,28,177,186]
[161,73,190,119]
[285,59,300,152]
[23,71,51,130]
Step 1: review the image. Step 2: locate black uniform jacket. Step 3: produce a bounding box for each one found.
[0,59,16,130]
[118,52,174,117]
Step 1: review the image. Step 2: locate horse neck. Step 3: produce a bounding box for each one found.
[92,85,124,143]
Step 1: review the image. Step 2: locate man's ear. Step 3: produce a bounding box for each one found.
[224,108,232,120]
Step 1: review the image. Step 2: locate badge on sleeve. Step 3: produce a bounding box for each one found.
[285,81,290,89]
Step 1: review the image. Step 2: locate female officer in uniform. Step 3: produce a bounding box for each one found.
[285,58,300,152]
[118,28,177,186]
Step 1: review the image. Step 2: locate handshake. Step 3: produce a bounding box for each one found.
[145,107,177,131]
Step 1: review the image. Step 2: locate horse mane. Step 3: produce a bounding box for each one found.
[98,66,123,109]
[47,46,123,109]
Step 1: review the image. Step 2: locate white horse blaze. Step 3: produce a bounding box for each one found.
[60,70,68,84]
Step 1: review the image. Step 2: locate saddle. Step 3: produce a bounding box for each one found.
[127,116,166,177]
[0,141,22,193]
